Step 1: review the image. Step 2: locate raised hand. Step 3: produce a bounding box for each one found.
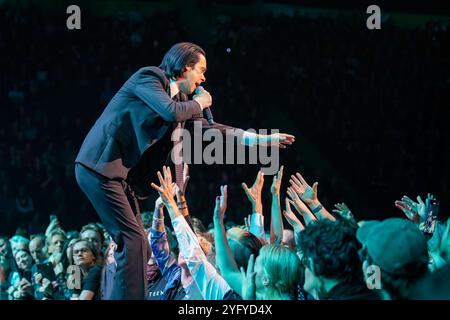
[332,202,354,221]
[155,182,177,209]
[288,172,335,221]
[394,196,418,222]
[286,187,317,225]
[213,185,228,222]
[421,193,436,221]
[289,172,318,206]
[395,193,435,224]
[270,166,284,196]
[242,170,264,213]
[240,254,256,300]
[150,166,177,213]
[45,215,61,238]
[283,198,304,232]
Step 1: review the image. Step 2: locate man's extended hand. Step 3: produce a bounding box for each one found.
[258,133,295,149]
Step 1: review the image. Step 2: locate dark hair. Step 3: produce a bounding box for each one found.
[227,228,263,270]
[13,248,33,280]
[299,220,362,283]
[14,248,31,260]
[80,223,105,246]
[159,42,205,79]
[71,238,99,263]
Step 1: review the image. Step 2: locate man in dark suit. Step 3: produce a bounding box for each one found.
[75,42,294,299]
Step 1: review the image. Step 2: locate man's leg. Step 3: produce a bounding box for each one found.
[75,164,149,300]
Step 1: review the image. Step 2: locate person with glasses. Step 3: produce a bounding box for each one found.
[69,239,102,300]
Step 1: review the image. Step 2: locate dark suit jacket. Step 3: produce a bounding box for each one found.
[76,66,244,188]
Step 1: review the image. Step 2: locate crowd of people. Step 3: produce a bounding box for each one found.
[1,163,449,299]
[1,2,449,299]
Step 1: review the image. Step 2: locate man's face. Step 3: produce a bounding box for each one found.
[303,257,321,298]
[81,230,102,253]
[29,238,47,263]
[179,54,207,94]
[73,241,96,268]
[49,235,65,254]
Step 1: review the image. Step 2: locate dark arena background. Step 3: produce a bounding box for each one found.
[1,0,450,302]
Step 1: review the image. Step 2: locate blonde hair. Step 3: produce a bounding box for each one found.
[258,244,302,299]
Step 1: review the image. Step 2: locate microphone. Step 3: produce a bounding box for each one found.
[195,86,214,125]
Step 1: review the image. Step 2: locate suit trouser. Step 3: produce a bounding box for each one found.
[75,163,150,300]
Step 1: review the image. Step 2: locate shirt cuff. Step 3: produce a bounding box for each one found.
[249,212,265,239]
[150,229,166,239]
[242,131,258,147]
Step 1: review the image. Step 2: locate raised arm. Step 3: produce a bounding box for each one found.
[289,172,336,222]
[242,170,266,241]
[213,185,243,296]
[175,163,194,229]
[151,166,232,300]
[286,187,318,225]
[270,166,284,244]
[150,183,179,277]
[283,198,305,253]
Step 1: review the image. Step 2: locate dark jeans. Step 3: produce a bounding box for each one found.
[75,163,150,300]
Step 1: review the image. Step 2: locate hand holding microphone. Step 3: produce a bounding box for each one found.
[193,86,214,125]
